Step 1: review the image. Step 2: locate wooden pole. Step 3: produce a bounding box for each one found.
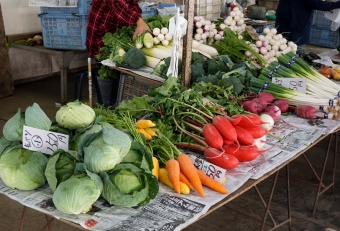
[0,3,14,98]
[88,57,93,107]
[181,0,194,88]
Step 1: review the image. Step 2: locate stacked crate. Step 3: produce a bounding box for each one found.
[38,0,92,50]
[309,10,339,48]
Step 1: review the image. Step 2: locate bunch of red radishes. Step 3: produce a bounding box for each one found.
[202,114,275,170]
[178,113,276,171]
[242,92,289,123]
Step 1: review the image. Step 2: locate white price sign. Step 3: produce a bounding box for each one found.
[272,77,307,94]
[189,155,226,184]
[22,125,69,155]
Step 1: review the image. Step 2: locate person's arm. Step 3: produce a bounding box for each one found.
[303,0,340,11]
[110,0,150,39]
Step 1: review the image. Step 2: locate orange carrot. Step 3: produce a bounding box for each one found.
[177,154,205,197]
[180,171,194,190]
[196,169,228,194]
[165,159,181,194]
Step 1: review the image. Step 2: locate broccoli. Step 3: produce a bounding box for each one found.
[206,54,233,75]
[196,75,219,85]
[191,52,205,65]
[124,47,146,69]
[191,62,206,83]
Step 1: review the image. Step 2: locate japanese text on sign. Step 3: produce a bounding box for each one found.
[189,155,226,184]
[272,77,307,94]
[22,125,69,155]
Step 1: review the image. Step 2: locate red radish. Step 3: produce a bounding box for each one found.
[212,115,239,144]
[234,126,254,145]
[244,125,280,139]
[202,123,224,150]
[264,105,281,121]
[271,99,289,113]
[232,114,269,128]
[258,92,275,103]
[222,143,271,162]
[222,144,260,162]
[223,139,234,145]
[243,100,262,114]
[204,147,240,169]
[295,105,316,119]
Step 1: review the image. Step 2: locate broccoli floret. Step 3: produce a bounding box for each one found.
[124,47,146,69]
[196,75,219,85]
[191,62,206,83]
[191,52,205,64]
[206,59,231,75]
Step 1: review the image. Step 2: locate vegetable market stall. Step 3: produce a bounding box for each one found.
[0,114,339,231]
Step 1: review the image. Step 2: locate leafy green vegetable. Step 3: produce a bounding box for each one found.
[56,100,96,131]
[100,162,158,207]
[2,108,24,142]
[52,163,103,214]
[191,62,206,83]
[45,149,79,191]
[0,145,48,190]
[121,141,153,172]
[79,123,131,173]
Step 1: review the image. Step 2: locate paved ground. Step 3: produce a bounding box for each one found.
[0,44,339,230]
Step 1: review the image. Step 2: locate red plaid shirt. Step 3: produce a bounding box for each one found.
[86,0,141,59]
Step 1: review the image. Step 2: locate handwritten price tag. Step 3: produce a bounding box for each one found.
[189,155,226,184]
[22,125,69,155]
[272,77,307,94]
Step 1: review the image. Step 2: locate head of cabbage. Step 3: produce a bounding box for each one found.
[0,144,48,190]
[3,103,51,142]
[79,123,131,174]
[100,163,159,208]
[52,163,103,215]
[45,149,79,191]
[56,100,95,130]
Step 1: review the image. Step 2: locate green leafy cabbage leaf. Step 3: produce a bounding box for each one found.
[100,163,158,207]
[0,145,48,190]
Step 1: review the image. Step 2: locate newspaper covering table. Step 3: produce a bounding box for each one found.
[1,115,339,231]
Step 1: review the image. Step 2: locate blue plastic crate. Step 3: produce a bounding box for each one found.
[309,26,339,48]
[40,0,92,15]
[141,7,157,19]
[252,23,275,34]
[39,13,88,50]
[311,10,333,29]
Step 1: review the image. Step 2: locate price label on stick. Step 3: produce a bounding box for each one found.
[189,155,226,184]
[22,125,69,155]
[272,77,307,94]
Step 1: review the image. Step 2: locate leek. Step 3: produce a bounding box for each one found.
[145,55,161,68]
[142,47,172,60]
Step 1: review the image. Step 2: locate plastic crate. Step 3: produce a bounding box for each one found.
[311,10,333,28]
[40,0,92,15]
[252,23,275,34]
[39,13,88,50]
[194,0,221,21]
[141,7,157,19]
[117,74,162,103]
[309,26,339,48]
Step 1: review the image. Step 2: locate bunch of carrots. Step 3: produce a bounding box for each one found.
[136,119,158,140]
[151,130,228,196]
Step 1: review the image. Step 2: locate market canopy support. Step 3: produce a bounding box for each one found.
[182,0,194,87]
[0,3,14,99]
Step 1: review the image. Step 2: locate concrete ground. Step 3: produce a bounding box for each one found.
[0,44,339,231]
